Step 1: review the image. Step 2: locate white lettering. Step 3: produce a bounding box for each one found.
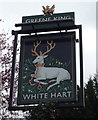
[41,18,48,22]
[44,93,48,99]
[57,92,62,98]
[51,93,56,98]
[67,91,71,97]
[53,17,59,20]
[37,94,39,99]
[63,92,67,97]
[23,94,31,100]
[60,16,66,20]
[24,15,74,23]
[25,19,31,23]
[31,19,37,22]
[47,17,51,21]
[66,16,71,19]
[40,93,44,99]
[31,94,36,99]
[38,18,42,22]
[22,91,72,100]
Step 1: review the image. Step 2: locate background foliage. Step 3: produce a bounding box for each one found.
[26,77,98,119]
[0,29,28,119]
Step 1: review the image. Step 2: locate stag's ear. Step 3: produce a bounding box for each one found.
[44,55,48,58]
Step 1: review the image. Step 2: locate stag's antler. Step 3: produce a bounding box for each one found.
[41,41,55,56]
[32,41,41,56]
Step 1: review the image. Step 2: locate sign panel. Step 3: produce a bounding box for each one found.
[22,12,75,30]
[17,32,76,105]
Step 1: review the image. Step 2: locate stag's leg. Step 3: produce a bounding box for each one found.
[48,79,56,83]
[47,73,64,90]
[34,78,48,85]
[47,81,60,91]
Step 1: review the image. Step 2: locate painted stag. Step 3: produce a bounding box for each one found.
[29,41,71,90]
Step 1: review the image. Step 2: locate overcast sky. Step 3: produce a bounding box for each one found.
[0,0,97,84]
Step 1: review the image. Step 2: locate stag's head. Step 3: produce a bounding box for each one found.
[32,41,55,64]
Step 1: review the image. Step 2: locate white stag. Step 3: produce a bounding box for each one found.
[30,41,71,90]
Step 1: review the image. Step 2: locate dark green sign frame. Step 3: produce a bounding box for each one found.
[9,16,84,110]
[17,32,76,105]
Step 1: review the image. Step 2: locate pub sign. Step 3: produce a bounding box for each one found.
[17,32,76,105]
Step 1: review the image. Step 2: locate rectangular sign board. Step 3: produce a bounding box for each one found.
[17,32,76,105]
[22,12,75,31]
